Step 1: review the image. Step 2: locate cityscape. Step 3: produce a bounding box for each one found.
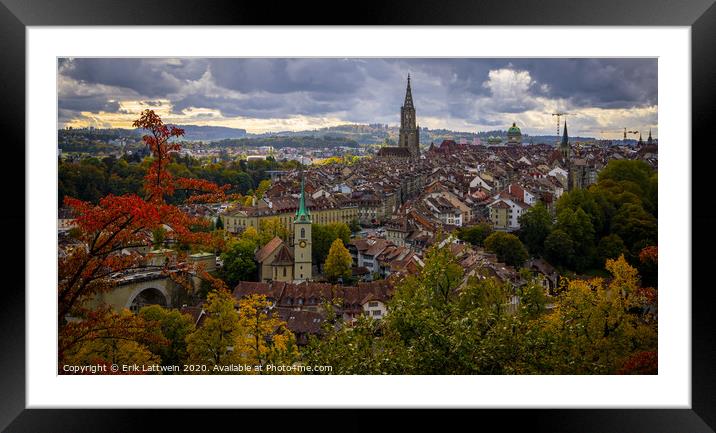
[58,58,658,375]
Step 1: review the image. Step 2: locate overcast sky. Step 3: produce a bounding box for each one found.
[58,58,657,139]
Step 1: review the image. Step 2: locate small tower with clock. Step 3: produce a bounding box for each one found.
[293,174,312,282]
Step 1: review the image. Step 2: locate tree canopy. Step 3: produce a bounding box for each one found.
[484,231,529,267]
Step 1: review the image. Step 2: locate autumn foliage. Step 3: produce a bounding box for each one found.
[58,110,238,369]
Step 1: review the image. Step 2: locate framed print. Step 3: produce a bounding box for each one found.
[2,0,715,431]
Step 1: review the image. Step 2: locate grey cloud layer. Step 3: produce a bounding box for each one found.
[58,58,657,127]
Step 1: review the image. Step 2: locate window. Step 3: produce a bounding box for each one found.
[373,310,382,316]
[300,228,305,238]
[369,301,378,307]
[283,267,287,277]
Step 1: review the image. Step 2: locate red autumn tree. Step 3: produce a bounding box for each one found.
[638,245,658,289]
[617,351,658,375]
[58,109,237,368]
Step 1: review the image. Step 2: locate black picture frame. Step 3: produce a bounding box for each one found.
[2,1,714,431]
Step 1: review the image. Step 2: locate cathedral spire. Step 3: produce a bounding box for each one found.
[403,73,414,108]
[559,119,570,160]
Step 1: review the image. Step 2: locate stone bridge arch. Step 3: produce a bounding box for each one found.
[90,272,184,313]
[127,286,169,313]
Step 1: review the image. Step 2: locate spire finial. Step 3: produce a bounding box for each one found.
[403,73,414,108]
[295,171,310,221]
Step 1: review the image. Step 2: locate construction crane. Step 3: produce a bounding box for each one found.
[622,128,639,140]
[600,129,636,140]
[551,112,574,136]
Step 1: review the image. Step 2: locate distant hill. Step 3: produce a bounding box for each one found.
[58,123,597,153]
[214,135,360,149]
[175,125,247,141]
[252,124,389,145]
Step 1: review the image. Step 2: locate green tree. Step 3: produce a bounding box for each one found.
[303,302,409,374]
[544,228,575,269]
[457,222,493,247]
[385,245,520,374]
[138,305,195,369]
[597,234,627,265]
[518,202,553,255]
[323,238,353,283]
[598,160,654,194]
[611,203,657,254]
[555,207,596,271]
[219,237,258,287]
[312,223,351,273]
[484,232,529,267]
[214,217,224,230]
[557,188,606,236]
[517,275,548,319]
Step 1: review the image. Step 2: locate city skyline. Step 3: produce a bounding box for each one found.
[59,58,658,139]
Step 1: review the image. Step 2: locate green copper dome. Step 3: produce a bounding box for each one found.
[507,122,521,134]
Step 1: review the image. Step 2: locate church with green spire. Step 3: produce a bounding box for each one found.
[293,174,312,281]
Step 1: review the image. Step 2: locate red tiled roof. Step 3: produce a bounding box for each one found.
[255,236,284,263]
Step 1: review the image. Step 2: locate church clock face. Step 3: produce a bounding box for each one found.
[299,240,307,248]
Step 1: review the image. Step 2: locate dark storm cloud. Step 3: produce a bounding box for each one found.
[399,58,657,110]
[208,58,367,95]
[504,58,658,108]
[58,96,121,113]
[57,58,657,127]
[171,91,360,119]
[60,58,190,97]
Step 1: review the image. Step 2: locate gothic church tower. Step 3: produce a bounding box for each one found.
[559,119,571,161]
[293,175,312,282]
[398,74,420,159]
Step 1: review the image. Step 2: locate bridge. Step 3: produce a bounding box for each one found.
[90,269,184,313]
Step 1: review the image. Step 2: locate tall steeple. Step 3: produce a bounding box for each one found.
[404,73,414,108]
[647,128,653,146]
[399,74,419,159]
[559,119,570,160]
[294,173,311,223]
